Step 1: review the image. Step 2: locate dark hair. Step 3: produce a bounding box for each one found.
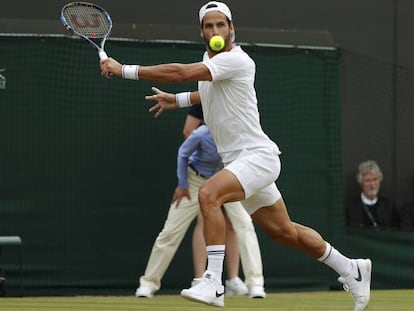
[200,7,232,29]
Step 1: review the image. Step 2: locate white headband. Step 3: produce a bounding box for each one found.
[199,1,235,42]
[199,1,232,23]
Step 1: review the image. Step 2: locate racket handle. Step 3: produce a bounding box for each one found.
[99,50,114,77]
[99,50,108,60]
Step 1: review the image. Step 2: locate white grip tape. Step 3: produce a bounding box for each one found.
[176,92,192,108]
[122,65,139,80]
[99,51,108,60]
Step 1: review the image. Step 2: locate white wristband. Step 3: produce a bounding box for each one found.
[176,92,192,108]
[122,65,139,80]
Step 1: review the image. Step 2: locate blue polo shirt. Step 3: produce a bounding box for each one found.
[177,125,222,189]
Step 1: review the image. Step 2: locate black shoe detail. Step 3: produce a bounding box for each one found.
[354,263,362,282]
[215,290,224,297]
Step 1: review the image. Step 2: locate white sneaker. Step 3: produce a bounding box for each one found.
[135,286,154,298]
[249,285,266,298]
[338,259,372,311]
[181,271,225,307]
[225,277,248,296]
[191,277,202,287]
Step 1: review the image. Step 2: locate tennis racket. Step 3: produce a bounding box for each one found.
[60,2,112,60]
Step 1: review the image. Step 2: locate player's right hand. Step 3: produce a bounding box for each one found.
[100,58,122,78]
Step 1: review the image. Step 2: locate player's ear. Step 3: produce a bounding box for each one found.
[229,24,235,42]
[200,29,204,39]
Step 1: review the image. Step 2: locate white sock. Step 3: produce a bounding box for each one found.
[206,245,225,277]
[318,242,353,276]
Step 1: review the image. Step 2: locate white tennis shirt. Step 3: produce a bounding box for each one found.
[199,46,280,163]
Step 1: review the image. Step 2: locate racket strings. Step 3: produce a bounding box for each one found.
[63,5,110,38]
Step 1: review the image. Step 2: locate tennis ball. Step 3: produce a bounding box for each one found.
[209,35,225,52]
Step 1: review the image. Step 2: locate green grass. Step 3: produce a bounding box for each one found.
[1,290,413,311]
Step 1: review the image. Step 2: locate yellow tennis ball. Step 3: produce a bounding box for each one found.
[209,35,225,52]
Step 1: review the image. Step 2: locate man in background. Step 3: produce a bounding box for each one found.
[347,160,399,229]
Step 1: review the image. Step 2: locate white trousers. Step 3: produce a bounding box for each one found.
[139,168,264,292]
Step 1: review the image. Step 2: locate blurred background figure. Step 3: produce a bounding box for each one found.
[346,160,399,229]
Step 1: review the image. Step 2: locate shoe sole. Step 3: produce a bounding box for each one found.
[135,289,154,298]
[181,290,224,307]
[135,295,153,298]
[249,287,267,299]
[250,294,266,298]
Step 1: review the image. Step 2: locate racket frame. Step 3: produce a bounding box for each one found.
[60,1,112,60]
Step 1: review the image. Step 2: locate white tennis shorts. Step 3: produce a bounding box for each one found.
[224,147,282,215]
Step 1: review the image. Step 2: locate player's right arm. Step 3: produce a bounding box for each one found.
[139,62,211,83]
[100,59,212,83]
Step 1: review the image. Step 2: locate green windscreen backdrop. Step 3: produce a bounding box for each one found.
[0,35,412,296]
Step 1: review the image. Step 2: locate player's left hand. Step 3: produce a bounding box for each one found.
[146,87,178,118]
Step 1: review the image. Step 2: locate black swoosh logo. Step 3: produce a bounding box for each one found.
[216,291,224,297]
[354,263,362,282]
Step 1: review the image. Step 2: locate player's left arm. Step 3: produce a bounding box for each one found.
[146,87,201,118]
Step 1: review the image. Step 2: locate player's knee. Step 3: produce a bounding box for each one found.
[198,186,212,205]
[198,185,220,212]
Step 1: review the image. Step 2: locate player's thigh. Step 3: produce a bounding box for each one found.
[199,169,245,205]
[225,148,281,199]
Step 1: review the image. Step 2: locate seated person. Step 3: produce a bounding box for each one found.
[346,160,399,229]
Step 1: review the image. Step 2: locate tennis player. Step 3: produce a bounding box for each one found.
[100,1,372,310]
[180,105,266,299]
